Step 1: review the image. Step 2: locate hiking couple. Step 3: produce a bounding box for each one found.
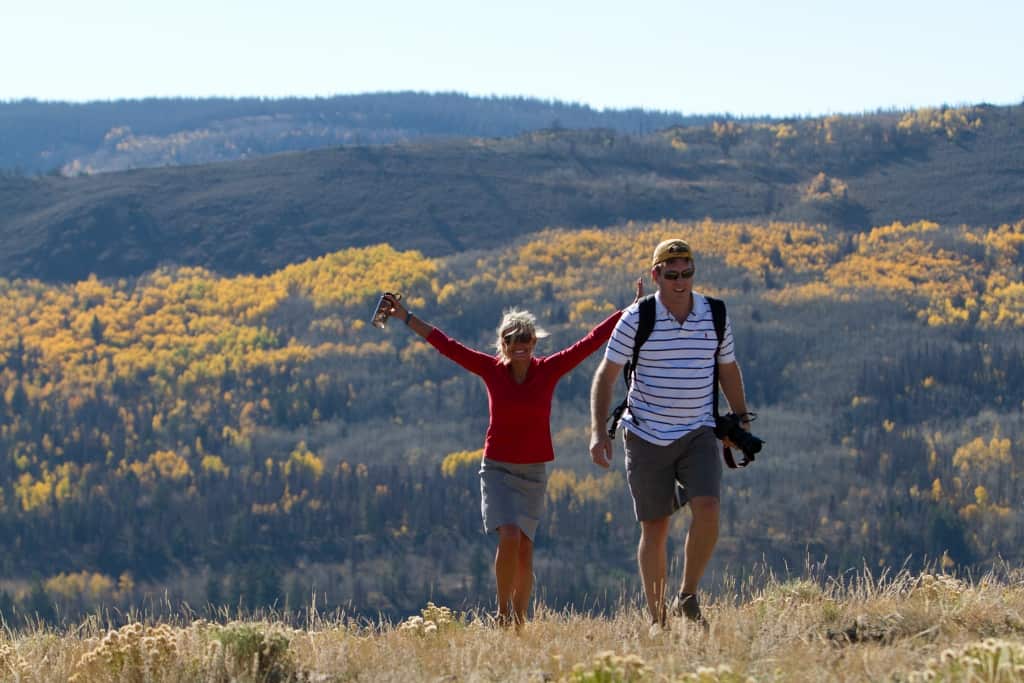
[378,238,752,629]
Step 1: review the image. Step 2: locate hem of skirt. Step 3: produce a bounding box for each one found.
[482,519,539,542]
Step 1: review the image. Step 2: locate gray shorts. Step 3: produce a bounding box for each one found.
[479,458,549,542]
[623,426,722,521]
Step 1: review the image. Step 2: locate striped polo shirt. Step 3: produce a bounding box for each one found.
[604,291,736,446]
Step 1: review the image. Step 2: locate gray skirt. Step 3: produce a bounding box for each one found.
[479,458,549,542]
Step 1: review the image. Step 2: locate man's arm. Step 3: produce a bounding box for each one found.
[718,361,750,430]
[589,357,624,468]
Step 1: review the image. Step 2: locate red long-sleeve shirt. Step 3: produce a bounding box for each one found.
[426,311,622,464]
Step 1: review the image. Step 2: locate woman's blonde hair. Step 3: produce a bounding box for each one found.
[494,308,549,361]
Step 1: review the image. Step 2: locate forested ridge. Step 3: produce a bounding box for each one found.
[2,103,1022,282]
[0,92,712,175]
[1,218,1022,624]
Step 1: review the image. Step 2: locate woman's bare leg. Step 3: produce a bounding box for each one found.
[511,530,534,624]
[494,524,521,624]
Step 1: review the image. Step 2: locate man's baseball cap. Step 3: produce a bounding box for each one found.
[652,239,693,266]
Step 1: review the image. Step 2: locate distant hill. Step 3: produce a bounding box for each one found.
[1,103,1021,282]
[0,93,720,175]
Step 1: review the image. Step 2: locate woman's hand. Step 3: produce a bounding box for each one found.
[632,277,644,304]
[382,292,406,321]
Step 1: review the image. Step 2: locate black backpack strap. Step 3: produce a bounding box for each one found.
[607,295,656,438]
[632,295,658,374]
[706,296,740,468]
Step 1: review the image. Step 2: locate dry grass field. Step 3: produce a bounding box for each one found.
[3,568,1024,682]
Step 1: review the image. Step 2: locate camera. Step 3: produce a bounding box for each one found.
[714,412,764,467]
[371,292,402,328]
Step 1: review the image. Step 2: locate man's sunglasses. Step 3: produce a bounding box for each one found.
[503,330,535,344]
[659,267,695,280]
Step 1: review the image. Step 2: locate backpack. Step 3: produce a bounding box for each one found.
[606,294,735,461]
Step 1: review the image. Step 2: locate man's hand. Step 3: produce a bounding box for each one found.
[722,413,751,450]
[590,358,623,469]
[590,431,613,468]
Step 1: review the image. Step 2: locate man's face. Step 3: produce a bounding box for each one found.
[652,257,695,301]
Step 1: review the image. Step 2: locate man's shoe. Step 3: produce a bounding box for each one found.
[670,592,708,629]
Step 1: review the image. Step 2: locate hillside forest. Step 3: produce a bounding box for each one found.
[3,103,1021,284]
[1,217,1023,625]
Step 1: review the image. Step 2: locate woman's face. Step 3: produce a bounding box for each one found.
[502,329,537,362]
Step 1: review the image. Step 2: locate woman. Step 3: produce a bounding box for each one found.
[381,283,640,626]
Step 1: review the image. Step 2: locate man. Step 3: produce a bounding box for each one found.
[589,238,751,629]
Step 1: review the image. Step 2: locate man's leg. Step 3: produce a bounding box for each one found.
[680,496,720,595]
[511,530,534,624]
[671,428,722,624]
[495,524,521,624]
[638,516,671,624]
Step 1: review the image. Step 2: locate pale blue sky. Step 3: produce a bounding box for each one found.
[3,0,1021,116]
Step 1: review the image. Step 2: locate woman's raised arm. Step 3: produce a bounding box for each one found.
[379,292,495,376]
[544,277,644,376]
[381,293,433,339]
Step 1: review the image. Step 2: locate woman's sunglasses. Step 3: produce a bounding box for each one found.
[503,330,535,345]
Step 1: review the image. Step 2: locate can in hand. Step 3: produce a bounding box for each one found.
[371,292,402,328]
